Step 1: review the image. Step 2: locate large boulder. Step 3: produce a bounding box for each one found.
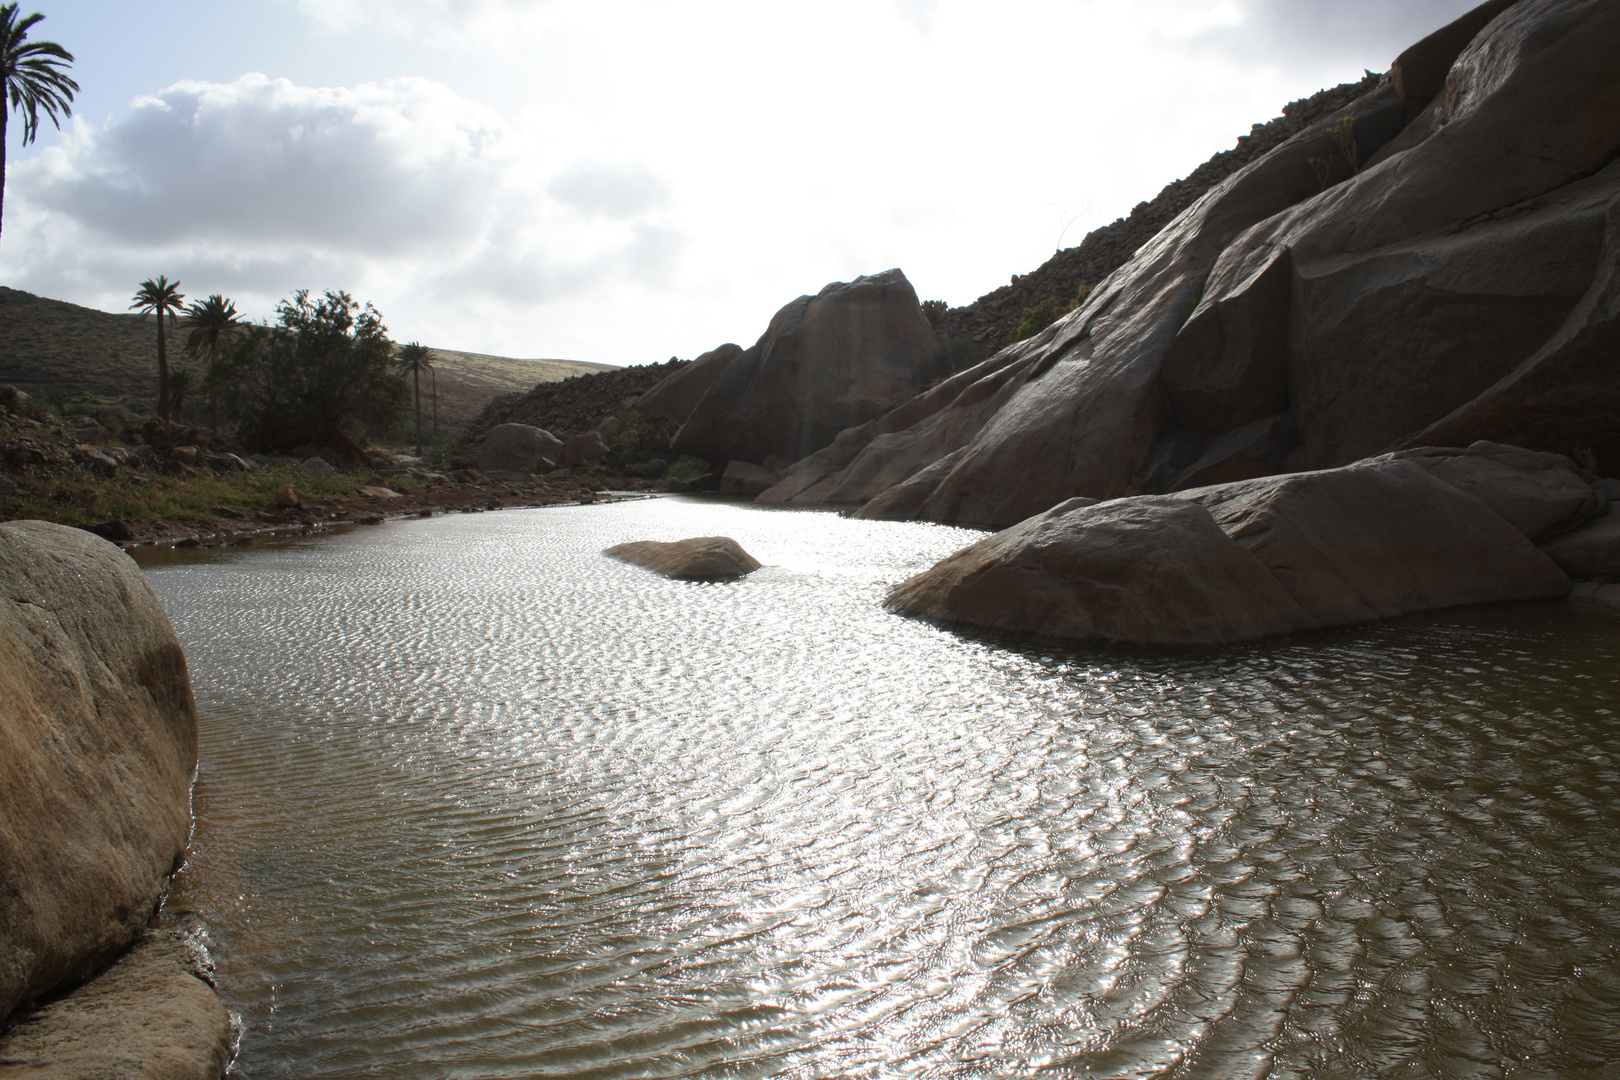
[1389,440,1602,539]
[634,343,743,425]
[887,457,1570,645]
[478,423,565,475]
[562,430,609,466]
[1540,508,1620,579]
[605,537,762,580]
[0,522,199,1018]
[672,269,947,468]
[787,0,1620,527]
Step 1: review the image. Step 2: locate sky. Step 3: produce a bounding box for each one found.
[1,0,1483,366]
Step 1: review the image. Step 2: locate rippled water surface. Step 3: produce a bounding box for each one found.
[139,497,1620,1079]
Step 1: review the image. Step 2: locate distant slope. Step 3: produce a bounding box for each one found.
[0,287,613,437]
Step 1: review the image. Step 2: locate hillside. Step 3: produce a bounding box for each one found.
[0,287,613,439]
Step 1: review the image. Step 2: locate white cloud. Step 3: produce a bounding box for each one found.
[4,73,683,356]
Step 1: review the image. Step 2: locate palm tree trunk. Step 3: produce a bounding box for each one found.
[1,109,9,258]
[430,367,438,440]
[157,317,170,421]
[413,366,423,457]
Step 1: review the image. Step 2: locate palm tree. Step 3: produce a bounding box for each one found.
[168,365,192,421]
[184,294,242,430]
[395,341,437,457]
[183,293,242,362]
[0,4,76,256]
[131,276,185,421]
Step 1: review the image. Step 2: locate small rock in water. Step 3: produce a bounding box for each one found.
[605,536,762,581]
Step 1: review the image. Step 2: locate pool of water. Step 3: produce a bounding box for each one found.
[140,496,1620,1079]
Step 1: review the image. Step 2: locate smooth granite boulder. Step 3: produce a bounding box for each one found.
[672,269,946,468]
[478,423,564,475]
[886,496,1316,645]
[887,457,1570,645]
[1390,441,1601,540]
[634,343,743,425]
[605,537,762,580]
[0,522,197,1020]
[562,430,609,467]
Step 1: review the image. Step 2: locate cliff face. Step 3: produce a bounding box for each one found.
[768,0,1620,528]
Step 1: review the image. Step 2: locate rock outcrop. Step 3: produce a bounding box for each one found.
[0,932,232,1080]
[0,520,228,1074]
[887,456,1571,645]
[633,344,742,426]
[772,0,1620,527]
[477,423,564,474]
[605,537,763,580]
[672,270,948,468]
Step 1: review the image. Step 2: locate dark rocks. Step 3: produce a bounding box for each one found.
[1541,509,1620,580]
[672,269,947,468]
[274,486,299,509]
[561,430,608,466]
[719,461,779,496]
[477,423,564,475]
[300,456,336,478]
[634,343,742,426]
[450,358,685,463]
[605,536,763,580]
[887,456,1570,646]
[1392,441,1602,540]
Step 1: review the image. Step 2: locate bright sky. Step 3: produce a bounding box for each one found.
[1,0,1479,366]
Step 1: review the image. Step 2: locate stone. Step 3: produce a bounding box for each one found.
[203,452,251,472]
[357,485,404,500]
[673,269,947,467]
[0,932,232,1080]
[274,486,299,509]
[887,496,1315,645]
[719,461,778,496]
[83,449,118,477]
[633,343,742,425]
[1391,440,1600,540]
[71,423,106,445]
[0,522,199,1021]
[477,424,565,475]
[595,416,623,440]
[0,474,18,496]
[168,446,198,465]
[1390,0,1519,103]
[1597,478,1620,502]
[1540,508,1620,579]
[605,536,762,580]
[300,456,336,477]
[888,456,1569,646]
[561,430,609,466]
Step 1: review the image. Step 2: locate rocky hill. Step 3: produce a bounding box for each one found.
[928,72,1383,350]
[448,358,687,458]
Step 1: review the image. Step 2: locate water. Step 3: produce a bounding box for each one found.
[139,497,1620,1079]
